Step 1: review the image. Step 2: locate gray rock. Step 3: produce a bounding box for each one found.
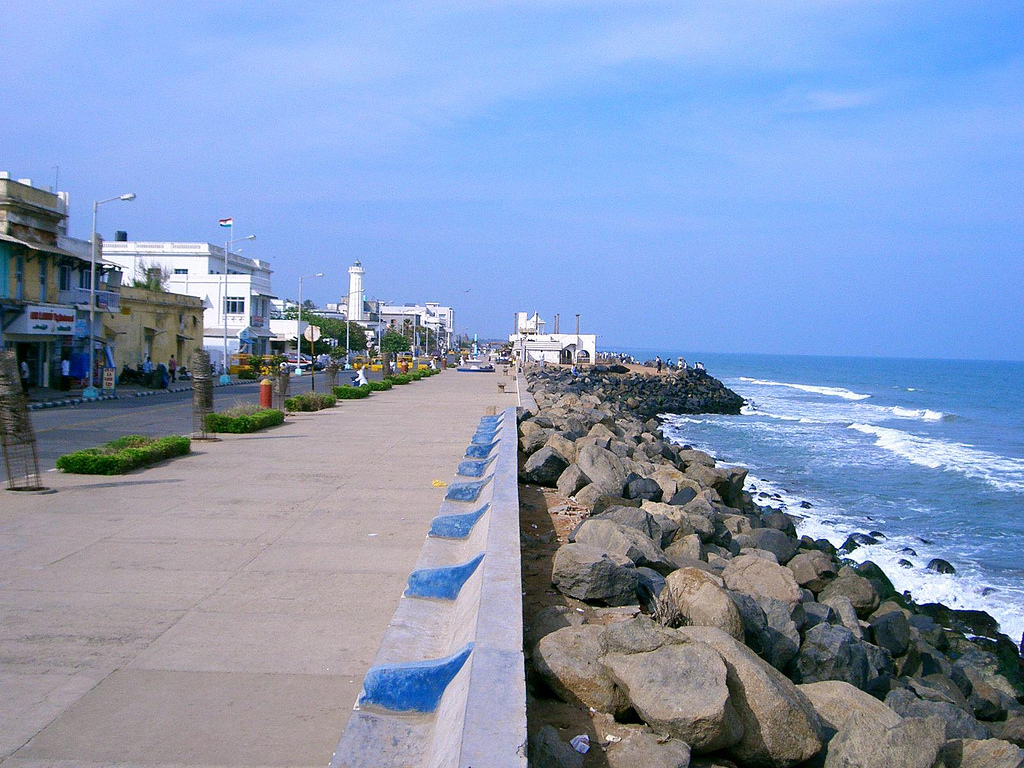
[885,687,990,740]
[818,568,880,618]
[552,543,638,606]
[604,615,683,655]
[804,601,838,630]
[722,554,803,604]
[529,725,585,768]
[576,444,628,496]
[793,623,870,689]
[676,626,825,767]
[763,511,797,537]
[534,625,626,714]
[821,594,863,640]
[544,432,578,463]
[714,466,749,509]
[573,518,677,575]
[625,473,664,502]
[636,566,668,614]
[992,714,1024,746]
[603,642,744,753]
[556,463,588,497]
[870,610,911,657]
[519,428,552,456]
[729,591,774,660]
[525,604,585,652]
[799,679,901,741]
[941,738,1024,768]
[669,487,699,506]
[593,505,662,542]
[519,446,569,486]
[606,729,692,768]
[664,567,745,640]
[754,595,803,672]
[736,527,799,564]
[787,550,839,594]
[823,712,946,768]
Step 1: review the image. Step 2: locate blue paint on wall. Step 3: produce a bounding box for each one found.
[465,442,497,458]
[428,503,489,539]
[405,552,485,600]
[358,643,474,713]
[471,429,500,444]
[457,457,495,477]
[445,477,490,502]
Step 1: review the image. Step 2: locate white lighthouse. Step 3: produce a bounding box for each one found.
[347,260,365,321]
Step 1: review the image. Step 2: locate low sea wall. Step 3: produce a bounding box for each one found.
[330,407,527,768]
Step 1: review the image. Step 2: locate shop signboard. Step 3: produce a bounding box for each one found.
[102,367,116,392]
[6,305,76,336]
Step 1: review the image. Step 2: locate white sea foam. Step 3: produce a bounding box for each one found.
[739,377,871,401]
[849,423,1024,494]
[891,406,951,421]
[744,475,1024,642]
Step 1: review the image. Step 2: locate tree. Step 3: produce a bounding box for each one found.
[380,330,410,375]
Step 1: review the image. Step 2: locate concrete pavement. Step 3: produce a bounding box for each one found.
[0,368,518,768]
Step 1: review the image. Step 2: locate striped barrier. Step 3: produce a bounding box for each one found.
[330,407,526,768]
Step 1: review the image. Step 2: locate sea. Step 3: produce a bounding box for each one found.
[619,349,1024,644]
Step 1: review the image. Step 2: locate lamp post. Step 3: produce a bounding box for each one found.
[220,230,256,383]
[298,272,323,390]
[85,192,135,400]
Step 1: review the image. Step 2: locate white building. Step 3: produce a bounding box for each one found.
[102,239,276,370]
[509,311,596,365]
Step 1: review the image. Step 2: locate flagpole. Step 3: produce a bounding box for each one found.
[221,221,231,383]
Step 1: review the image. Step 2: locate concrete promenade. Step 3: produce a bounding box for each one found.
[0,369,517,768]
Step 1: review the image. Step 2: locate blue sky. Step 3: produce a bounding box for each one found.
[3,2,1022,359]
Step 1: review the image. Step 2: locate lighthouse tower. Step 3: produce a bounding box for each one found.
[347,260,365,322]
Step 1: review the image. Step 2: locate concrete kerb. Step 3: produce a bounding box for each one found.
[516,370,538,415]
[330,407,527,768]
[27,379,245,411]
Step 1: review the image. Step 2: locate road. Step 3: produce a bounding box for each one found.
[30,372,343,469]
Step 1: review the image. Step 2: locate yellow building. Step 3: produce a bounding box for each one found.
[103,286,204,376]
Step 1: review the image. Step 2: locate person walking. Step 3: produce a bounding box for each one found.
[60,357,71,391]
[168,355,177,383]
[655,356,662,373]
[19,359,30,395]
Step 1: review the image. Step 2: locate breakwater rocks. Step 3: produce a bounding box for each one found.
[529,365,744,421]
[519,368,1024,767]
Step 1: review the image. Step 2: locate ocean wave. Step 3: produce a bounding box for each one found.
[739,377,871,401]
[745,475,1024,642]
[849,423,1024,494]
[741,404,801,422]
[890,406,953,422]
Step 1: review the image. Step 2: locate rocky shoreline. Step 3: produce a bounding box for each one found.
[518,365,1024,768]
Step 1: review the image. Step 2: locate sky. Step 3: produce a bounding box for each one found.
[2,2,1022,360]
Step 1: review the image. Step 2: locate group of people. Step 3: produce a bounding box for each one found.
[653,356,704,373]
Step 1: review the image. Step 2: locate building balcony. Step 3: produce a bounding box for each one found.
[58,286,120,311]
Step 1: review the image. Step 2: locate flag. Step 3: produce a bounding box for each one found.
[218,218,233,227]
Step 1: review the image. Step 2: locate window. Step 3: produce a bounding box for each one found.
[174,268,188,275]
[59,264,72,290]
[224,297,245,314]
[39,258,48,301]
[15,257,23,300]
[79,268,92,290]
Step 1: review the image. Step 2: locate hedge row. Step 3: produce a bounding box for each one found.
[205,408,285,433]
[333,385,371,399]
[55,435,191,475]
[366,379,392,391]
[285,392,337,412]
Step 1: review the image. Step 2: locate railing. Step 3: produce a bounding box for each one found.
[57,287,120,311]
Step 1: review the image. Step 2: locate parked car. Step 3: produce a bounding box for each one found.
[284,353,313,373]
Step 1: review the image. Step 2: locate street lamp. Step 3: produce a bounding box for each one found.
[220,231,256,384]
[298,273,323,390]
[85,192,135,400]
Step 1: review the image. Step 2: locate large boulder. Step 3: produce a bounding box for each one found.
[754,596,803,672]
[519,427,552,456]
[551,543,638,605]
[556,464,588,497]
[529,724,585,768]
[723,554,802,604]
[823,712,947,768]
[821,594,863,640]
[624,473,664,502]
[870,610,911,657]
[519,446,569,486]
[664,567,745,640]
[534,625,626,714]
[792,623,870,689]
[885,688,990,740]
[676,626,825,767]
[941,738,1024,768]
[544,433,577,463]
[787,550,838,593]
[576,444,628,496]
[818,567,880,618]
[593,505,663,542]
[605,729,692,768]
[524,604,585,652]
[603,642,743,753]
[572,518,676,575]
[735,527,799,564]
[666,533,705,563]
[799,680,901,741]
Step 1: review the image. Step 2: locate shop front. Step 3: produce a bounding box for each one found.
[0,302,77,388]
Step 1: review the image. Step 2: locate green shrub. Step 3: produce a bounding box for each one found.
[285,392,337,412]
[236,369,259,380]
[391,374,412,385]
[366,379,392,391]
[333,385,371,399]
[56,435,191,475]
[205,408,284,433]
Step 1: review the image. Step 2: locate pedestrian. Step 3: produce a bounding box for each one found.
[142,356,153,374]
[60,357,71,391]
[656,356,662,373]
[19,359,30,395]
[168,355,177,383]
[355,367,368,386]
